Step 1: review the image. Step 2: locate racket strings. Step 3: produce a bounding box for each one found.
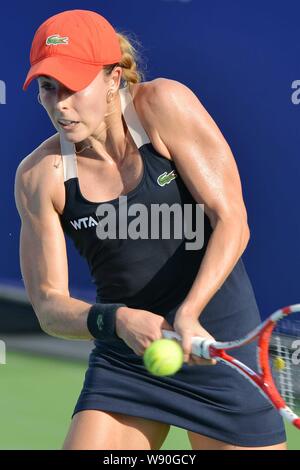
[270,314,300,412]
[272,334,296,408]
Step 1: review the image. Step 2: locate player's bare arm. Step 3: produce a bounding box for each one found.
[14,150,94,339]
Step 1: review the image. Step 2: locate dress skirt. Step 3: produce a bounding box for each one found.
[72,265,286,447]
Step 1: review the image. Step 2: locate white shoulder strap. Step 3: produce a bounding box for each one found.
[59,133,77,182]
[119,85,151,148]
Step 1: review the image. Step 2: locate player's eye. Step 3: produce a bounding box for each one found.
[40,83,55,91]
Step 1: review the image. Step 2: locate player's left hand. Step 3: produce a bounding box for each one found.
[173,312,217,366]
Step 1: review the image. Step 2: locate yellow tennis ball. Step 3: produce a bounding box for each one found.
[143,339,184,376]
[274,357,285,370]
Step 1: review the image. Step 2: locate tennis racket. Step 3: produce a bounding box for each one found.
[162,303,300,430]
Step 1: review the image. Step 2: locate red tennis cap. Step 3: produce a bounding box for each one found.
[23,9,122,92]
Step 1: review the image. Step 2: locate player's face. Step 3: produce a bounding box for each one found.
[37,69,118,143]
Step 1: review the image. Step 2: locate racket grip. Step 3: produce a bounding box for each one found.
[162,329,214,359]
[162,330,181,341]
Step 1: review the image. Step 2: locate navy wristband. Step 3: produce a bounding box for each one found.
[87,303,126,340]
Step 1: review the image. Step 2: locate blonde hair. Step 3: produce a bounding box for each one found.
[103,31,146,86]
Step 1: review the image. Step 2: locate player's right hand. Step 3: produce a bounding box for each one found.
[115,306,174,356]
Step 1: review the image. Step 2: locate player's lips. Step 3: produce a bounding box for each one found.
[57,118,80,129]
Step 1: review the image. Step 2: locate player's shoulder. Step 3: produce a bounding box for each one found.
[15,133,61,201]
[134,77,193,120]
[16,133,61,175]
[136,77,187,94]
[17,133,60,169]
[141,77,191,103]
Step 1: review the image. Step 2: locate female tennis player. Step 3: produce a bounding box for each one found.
[15,9,287,450]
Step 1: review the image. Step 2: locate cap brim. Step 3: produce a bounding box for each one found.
[23,56,104,92]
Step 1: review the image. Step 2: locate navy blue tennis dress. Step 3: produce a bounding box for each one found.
[59,84,286,446]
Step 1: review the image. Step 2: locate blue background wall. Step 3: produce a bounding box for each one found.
[1,0,299,318]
